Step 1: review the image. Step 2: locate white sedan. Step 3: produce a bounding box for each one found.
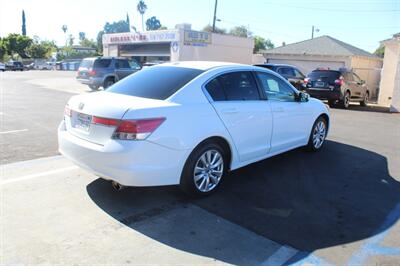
[58,61,329,196]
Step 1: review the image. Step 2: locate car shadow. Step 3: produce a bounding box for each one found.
[330,103,391,113]
[86,140,400,264]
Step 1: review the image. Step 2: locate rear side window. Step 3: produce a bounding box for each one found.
[205,78,226,101]
[308,70,341,82]
[116,59,131,69]
[277,67,295,77]
[93,59,112,68]
[107,66,204,100]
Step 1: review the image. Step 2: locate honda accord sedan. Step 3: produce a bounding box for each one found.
[58,61,330,196]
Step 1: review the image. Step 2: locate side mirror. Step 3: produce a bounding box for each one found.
[296,91,309,102]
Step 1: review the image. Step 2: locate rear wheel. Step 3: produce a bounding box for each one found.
[88,85,99,91]
[103,78,115,89]
[180,142,226,197]
[340,91,350,109]
[360,92,369,106]
[306,116,328,152]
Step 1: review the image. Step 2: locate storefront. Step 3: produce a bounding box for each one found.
[102,26,254,65]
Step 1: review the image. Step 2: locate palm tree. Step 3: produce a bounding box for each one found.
[62,25,68,46]
[136,0,147,32]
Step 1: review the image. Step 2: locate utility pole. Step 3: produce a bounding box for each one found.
[212,0,218,32]
[311,25,319,39]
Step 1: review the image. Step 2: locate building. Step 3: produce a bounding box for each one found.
[378,33,400,112]
[102,24,254,65]
[260,36,383,99]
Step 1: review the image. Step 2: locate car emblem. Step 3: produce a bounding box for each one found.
[79,103,85,110]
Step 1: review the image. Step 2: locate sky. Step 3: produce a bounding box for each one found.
[0,0,399,52]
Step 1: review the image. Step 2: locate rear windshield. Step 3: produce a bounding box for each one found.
[308,70,341,81]
[255,65,274,70]
[79,59,94,68]
[106,66,204,100]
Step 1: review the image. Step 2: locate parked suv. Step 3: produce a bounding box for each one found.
[303,68,369,108]
[254,63,306,90]
[77,57,141,90]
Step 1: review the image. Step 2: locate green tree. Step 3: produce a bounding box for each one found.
[2,33,32,58]
[96,20,130,54]
[68,34,74,46]
[126,13,130,31]
[253,36,275,53]
[79,32,86,42]
[203,24,226,34]
[146,16,161,31]
[80,38,97,48]
[229,25,252,38]
[374,45,385,58]
[22,10,26,36]
[137,0,147,31]
[27,40,56,59]
[0,38,8,61]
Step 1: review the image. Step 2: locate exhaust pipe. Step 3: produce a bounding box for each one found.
[111,181,125,191]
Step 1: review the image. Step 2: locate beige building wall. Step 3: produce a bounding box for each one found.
[378,38,400,111]
[178,30,254,64]
[351,56,383,99]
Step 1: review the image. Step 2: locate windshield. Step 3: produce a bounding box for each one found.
[308,70,341,82]
[107,66,204,100]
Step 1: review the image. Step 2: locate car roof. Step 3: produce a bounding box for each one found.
[160,61,247,71]
[256,63,298,68]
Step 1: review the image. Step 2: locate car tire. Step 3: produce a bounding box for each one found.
[328,100,336,108]
[306,116,328,152]
[180,141,227,197]
[89,85,99,91]
[103,78,114,89]
[339,91,350,109]
[360,92,369,107]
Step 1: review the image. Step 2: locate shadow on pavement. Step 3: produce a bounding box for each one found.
[87,140,400,264]
[332,104,391,113]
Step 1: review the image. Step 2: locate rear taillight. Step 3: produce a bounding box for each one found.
[92,116,119,126]
[303,78,310,85]
[88,68,96,76]
[64,105,71,117]
[334,77,344,86]
[113,118,166,140]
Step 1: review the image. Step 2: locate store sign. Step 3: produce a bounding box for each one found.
[184,30,212,45]
[103,31,178,44]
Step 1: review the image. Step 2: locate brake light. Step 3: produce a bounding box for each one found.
[113,118,166,140]
[303,77,310,85]
[64,105,71,117]
[88,68,96,76]
[335,77,344,86]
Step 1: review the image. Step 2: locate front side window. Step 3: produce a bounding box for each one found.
[256,72,296,102]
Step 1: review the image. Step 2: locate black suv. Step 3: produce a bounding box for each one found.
[77,57,141,90]
[254,64,306,90]
[303,68,369,108]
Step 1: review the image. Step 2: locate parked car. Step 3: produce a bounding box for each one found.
[303,68,369,108]
[59,62,330,196]
[35,62,53,70]
[76,57,141,90]
[6,61,24,71]
[254,63,306,90]
[0,62,5,71]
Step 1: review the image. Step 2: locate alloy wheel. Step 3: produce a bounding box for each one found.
[193,150,224,192]
[312,120,326,149]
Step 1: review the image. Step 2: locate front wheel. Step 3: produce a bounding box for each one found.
[360,92,369,107]
[306,117,328,152]
[180,142,226,197]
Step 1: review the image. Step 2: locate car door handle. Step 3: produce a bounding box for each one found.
[220,108,238,114]
[272,107,285,113]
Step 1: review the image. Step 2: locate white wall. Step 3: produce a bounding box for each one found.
[351,56,383,100]
[178,30,254,64]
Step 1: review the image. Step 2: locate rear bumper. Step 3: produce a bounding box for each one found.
[58,120,189,187]
[76,77,103,87]
[304,88,342,101]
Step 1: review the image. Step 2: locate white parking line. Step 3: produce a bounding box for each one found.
[260,245,298,266]
[0,129,28,134]
[1,166,79,185]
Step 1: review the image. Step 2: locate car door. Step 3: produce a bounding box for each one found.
[115,59,134,80]
[344,72,359,99]
[255,71,314,154]
[205,71,273,162]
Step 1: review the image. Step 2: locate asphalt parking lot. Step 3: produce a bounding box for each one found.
[1,71,399,265]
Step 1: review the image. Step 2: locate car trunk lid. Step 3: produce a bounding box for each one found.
[64,91,169,145]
